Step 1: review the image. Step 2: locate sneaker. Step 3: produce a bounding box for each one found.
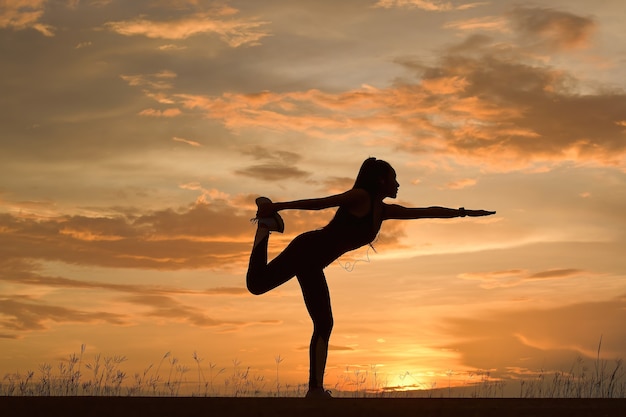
[305,388,333,399]
[254,197,284,233]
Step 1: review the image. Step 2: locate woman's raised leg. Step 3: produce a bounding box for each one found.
[246,226,303,295]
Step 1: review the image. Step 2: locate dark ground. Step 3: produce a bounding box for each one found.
[2,397,625,417]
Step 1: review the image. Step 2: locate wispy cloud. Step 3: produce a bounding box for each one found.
[374,0,486,12]
[103,5,270,47]
[442,296,626,373]
[122,294,244,327]
[171,60,626,171]
[0,296,128,333]
[172,136,201,146]
[119,7,619,172]
[120,71,177,90]
[0,0,55,36]
[444,6,596,49]
[236,145,310,181]
[444,16,509,32]
[0,258,251,336]
[459,268,587,289]
[443,178,477,190]
[509,6,596,50]
[0,200,254,270]
[0,259,246,296]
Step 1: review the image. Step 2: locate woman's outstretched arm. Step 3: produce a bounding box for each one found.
[256,189,369,218]
[384,204,495,220]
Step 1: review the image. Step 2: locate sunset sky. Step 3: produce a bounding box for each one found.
[1,0,625,394]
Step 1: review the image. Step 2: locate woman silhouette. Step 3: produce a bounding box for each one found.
[246,157,495,398]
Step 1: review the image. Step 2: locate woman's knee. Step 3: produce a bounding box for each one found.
[315,316,334,340]
[247,284,264,296]
[246,273,266,295]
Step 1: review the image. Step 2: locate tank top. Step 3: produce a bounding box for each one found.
[321,192,383,254]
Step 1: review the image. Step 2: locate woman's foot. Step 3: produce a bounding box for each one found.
[305,387,333,399]
[254,197,284,233]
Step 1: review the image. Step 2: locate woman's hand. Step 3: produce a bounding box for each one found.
[465,209,496,217]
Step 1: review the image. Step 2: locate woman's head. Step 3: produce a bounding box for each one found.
[353,157,398,198]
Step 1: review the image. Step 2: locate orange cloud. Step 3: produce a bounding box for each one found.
[443,178,477,190]
[122,294,245,327]
[172,136,201,146]
[509,6,596,50]
[236,145,310,181]
[444,16,509,32]
[0,258,264,337]
[104,7,269,47]
[459,268,587,289]
[445,7,595,53]
[0,0,54,36]
[0,261,246,297]
[441,296,626,376]
[2,191,376,274]
[0,295,128,333]
[175,88,385,141]
[118,7,625,172]
[526,268,584,280]
[0,200,255,270]
[120,71,177,90]
[374,0,486,12]
[172,59,626,171]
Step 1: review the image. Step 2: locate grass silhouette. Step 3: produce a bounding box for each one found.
[2,341,624,398]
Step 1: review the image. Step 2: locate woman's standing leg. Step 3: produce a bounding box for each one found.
[297,269,334,397]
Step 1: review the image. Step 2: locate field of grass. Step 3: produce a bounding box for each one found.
[2,343,624,398]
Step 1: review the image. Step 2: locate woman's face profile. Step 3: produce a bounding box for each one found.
[382,169,399,198]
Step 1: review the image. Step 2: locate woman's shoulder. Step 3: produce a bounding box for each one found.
[343,188,372,217]
[347,187,371,198]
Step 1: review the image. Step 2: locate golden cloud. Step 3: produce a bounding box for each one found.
[0,200,255,270]
[443,178,477,190]
[441,296,626,374]
[104,9,269,47]
[172,136,201,146]
[0,296,128,333]
[142,10,622,173]
[1,192,386,272]
[0,258,260,337]
[444,16,510,32]
[0,0,54,36]
[509,6,596,50]
[374,0,486,12]
[171,60,626,171]
[236,145,310,181]
[458,268,587,289]
[122,294,244,327]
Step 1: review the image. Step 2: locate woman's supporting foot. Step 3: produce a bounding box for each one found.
[305,387,333,399]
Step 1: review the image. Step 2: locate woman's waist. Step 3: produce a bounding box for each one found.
[319,225,376,249]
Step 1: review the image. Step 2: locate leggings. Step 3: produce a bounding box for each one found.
[246,230,336,390]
